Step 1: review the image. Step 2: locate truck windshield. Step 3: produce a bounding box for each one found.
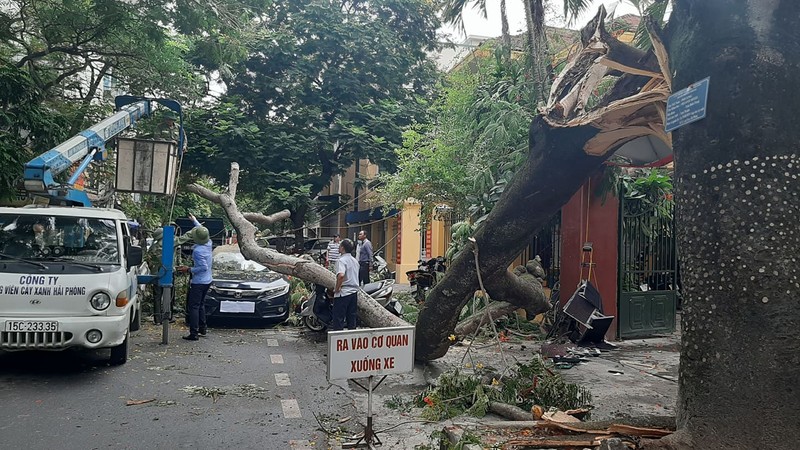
[0,214,119,264]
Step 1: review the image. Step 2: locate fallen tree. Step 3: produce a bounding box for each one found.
[416,6,672,361]
[185,163,405,328]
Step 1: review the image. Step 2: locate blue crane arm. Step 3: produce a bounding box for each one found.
[23,101,151,193]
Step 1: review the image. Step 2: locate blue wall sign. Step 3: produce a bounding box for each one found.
[665,77,710,133]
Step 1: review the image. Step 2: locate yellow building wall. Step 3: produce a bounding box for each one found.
[384,217,398,273]
[396,202,422,284]
[431,216,447,259]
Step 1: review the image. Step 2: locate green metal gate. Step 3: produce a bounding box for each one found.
[618,189,677,338]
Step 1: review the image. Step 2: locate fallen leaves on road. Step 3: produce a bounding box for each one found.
[126,398,156,406]
[180,384,270,402]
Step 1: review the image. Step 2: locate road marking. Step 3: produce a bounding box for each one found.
[267,338,279,347]
[288,440,314,450]
[281,399,302,418]
[275,373,291,386]
[270,354,284,364]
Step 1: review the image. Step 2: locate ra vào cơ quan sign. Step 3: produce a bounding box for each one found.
[327,326,415,380]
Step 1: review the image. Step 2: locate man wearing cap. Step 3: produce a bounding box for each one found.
[155,111,187,150]
[176,214,212,341]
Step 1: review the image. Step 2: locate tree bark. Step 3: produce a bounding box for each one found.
[488,402,532,421]
[665,1,800,447]
[454,301,518,337]
[499,0,511,53]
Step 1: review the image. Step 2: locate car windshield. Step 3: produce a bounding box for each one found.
[212,250,283,282]
[0,214,119,264]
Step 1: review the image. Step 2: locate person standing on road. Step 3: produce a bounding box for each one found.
[176,214,212,341]
[332,238,359,330]
[357,230,373,285]
[326,234,341,271]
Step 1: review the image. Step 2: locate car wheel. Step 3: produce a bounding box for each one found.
[110,329,130,366]
[303,315,326,332]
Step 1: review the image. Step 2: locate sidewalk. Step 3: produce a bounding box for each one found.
[328,326,680,449]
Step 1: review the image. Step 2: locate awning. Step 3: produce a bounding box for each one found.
[610,135,673,167]
[345,206,399,224]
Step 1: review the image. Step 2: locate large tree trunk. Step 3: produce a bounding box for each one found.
[415,6,672,361]
[415,118,605,360]
[662,1,800,447]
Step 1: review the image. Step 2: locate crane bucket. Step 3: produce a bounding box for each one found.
[114,138,179,196]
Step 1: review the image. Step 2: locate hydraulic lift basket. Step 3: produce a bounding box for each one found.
[114,138,179,196]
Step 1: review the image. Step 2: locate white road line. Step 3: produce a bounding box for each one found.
[270,354,284,364]
[267,338,279,347]
[288,440,314,450]
[275,373,291,386]
[281,399,302,418]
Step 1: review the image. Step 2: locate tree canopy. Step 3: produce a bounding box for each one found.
[183,0,441,227]
[377,45,539,224]
[0,0,271,200]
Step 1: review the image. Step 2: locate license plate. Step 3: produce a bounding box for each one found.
[5,321,59,332]
[219,301,256,313]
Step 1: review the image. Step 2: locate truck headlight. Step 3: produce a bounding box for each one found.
[90,292,111,310]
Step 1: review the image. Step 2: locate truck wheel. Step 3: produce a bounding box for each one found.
[130,303,141,332]
[110,329,130,365]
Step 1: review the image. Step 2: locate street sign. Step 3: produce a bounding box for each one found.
[327,326,415,380]
[665,77,710,133]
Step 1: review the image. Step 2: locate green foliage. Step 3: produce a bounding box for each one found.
[0,0,272,203]
[0,65,70,200]
[445,220,475,263]
[384,394,415,413]
[184,0,440,219]
[378,47,537,222]
[629,0,671,50]
[416,361,592,421]
[622,168,674,220]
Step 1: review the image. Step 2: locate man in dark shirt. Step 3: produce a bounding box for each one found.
[357,230,373,285]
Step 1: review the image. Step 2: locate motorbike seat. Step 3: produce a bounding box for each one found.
[361,281,384,294]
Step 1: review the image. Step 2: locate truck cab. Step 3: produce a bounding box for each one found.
[0,206,143,365]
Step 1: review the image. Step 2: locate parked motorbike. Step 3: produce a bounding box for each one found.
[405,256,446,303]
[300,279,402,331]
[372,251,395,281]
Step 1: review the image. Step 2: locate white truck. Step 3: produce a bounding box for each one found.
[0,96,184,364]
[0,206,144,364]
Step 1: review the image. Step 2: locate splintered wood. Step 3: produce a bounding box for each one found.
[542,5,673,160]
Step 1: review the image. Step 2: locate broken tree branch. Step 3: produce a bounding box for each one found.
[228,162,239,199]
[186,164,405,329]
[488,402,532,421]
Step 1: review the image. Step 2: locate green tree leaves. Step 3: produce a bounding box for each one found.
[184,0,440,218]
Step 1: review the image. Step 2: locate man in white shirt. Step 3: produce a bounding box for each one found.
[332,238,360,330]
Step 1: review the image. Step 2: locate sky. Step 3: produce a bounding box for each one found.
[440,0,641,41]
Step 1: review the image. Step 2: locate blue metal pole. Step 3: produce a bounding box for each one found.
[159,225,175,288]
[159,226,175,344]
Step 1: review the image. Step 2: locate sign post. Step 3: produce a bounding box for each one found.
[327,325,415,448]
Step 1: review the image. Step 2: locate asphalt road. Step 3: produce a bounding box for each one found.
[0,320,356,450]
